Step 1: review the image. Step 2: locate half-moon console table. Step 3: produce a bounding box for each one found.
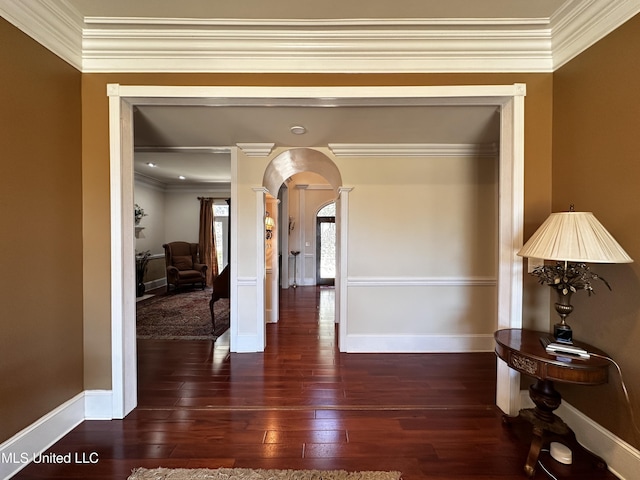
[494,328,611,478]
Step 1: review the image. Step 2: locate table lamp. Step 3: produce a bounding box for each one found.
[517,206,633,343]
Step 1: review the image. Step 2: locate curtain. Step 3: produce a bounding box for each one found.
[198,197,218,286]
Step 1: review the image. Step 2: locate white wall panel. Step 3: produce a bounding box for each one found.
[347,283,497,336]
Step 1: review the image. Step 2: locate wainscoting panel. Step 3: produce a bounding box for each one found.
[343,276,497,353]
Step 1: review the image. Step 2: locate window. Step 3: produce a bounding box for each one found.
[213,204,229,271]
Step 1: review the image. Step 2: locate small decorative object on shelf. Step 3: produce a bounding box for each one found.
[135,250,151,297]
[134,203,147,225]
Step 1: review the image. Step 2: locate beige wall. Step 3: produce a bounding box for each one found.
[342,154,497,337]
[0,19,83,441]
[134,180,166,256]
[553,13,640,449]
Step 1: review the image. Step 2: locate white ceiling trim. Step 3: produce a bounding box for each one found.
[134,144,282,158]
[2,0,639,73]
[551,0,640,70]
[0,0,83,70]
[328,143,498,157]
[135,145,232,154]
[82,19,554,73]
[237,143,275,157]
[134,172,231,192]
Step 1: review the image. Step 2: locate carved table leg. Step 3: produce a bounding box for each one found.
[524,425,545,477]
[520,379,570,477]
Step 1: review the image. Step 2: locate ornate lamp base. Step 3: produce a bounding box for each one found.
[554,292,574,344]
[554,322,573,344]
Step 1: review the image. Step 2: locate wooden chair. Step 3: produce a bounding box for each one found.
[210,264,230,329]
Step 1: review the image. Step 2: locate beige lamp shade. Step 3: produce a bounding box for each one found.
[518,211,633,263]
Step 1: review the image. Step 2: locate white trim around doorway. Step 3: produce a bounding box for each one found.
[108,84,525,419]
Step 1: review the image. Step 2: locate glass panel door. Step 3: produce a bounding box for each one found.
[316,216,336,286]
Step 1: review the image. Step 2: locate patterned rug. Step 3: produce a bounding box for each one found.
[128,468,402,480]
[136,287,229,340]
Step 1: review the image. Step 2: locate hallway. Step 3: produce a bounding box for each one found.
[13,286,607,479]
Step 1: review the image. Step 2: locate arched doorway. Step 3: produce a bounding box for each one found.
[261,148,345,345]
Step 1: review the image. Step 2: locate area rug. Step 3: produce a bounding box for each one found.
[128,468,402,480]
[136,288,229,340]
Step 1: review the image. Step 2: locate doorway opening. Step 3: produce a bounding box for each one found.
[316,202,336,286]
[109,84,524,420]
[262,150,343,344]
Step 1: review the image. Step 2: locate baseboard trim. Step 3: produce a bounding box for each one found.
[144,278,166,291]
[519,391,640,479]
[84,390,114,420]
[0,393,85,480]
[342,333,495,353]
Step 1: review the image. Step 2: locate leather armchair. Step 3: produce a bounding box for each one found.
[162,242,208,292]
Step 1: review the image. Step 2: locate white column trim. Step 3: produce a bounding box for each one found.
[253,187,268,350]
[495,85,526,416]
[295,184,308,285]
[229,147,239,352]
[108,86,137,419]
[337,186,353,352]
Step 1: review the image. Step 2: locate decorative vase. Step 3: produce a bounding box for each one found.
[553,291,574,343]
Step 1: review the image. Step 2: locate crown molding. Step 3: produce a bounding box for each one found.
[2,0,639,73]
[0,0,83,70]
[328,143,498,158]
[134,172,167,191]
[551,0,640,70]
[237,143,275,157]
[134,145,232,154]
[164,182,231,194]
[80,18,554,73]
[134,172,231,192]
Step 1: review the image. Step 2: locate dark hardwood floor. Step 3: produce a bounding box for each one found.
[13,286,618,479]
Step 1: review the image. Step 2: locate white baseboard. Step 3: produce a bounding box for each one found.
[0,393,85,480]
[519,391,640,479]
[341,333,495,353]
[144,278,166,291]
[84,390,113,420]
[265,308,276,323]
[231,334,262,353]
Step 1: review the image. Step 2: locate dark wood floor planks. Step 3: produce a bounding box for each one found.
[12,286,618,479]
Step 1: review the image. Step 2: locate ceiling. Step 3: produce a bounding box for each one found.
[66,0,567,21]
[132,103,501,186]
[5,1,638,187]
